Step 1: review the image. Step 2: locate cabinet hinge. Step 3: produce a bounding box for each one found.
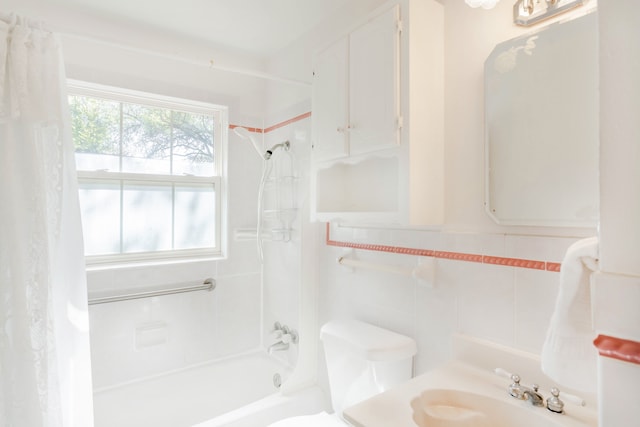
[396,19,403,35]
[397,116,404,130]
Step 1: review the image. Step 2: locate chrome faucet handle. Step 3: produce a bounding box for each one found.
[547,387,565,414]
[494,368,524,399]
[548,388,585,407]
[508,374,524,399]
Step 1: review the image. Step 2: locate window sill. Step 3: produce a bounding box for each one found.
[85,252,224,272]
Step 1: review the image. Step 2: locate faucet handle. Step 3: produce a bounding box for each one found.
[279,328,299,344]
[554,388,585,407]
[508,374,524,399]
[547,387,565,414]
[495,368,523,399]
[494,367,513,379]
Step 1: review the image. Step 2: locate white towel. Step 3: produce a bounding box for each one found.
[541,237,599,392]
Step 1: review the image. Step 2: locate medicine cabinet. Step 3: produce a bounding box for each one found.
[484,11,599,227]
[311,0,444,225]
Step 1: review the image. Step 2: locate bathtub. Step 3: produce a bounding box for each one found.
[93,351,327,427]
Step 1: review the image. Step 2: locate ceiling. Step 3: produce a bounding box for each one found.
[43,0,352,57]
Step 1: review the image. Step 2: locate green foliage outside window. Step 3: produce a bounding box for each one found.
[69,95,215,173]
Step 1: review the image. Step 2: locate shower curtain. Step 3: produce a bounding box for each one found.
[0,13,94,427]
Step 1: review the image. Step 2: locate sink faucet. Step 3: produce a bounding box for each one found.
[523,385,545,407]
[508,375,544,407]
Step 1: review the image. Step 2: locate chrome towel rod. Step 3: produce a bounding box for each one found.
[88,278,216,305]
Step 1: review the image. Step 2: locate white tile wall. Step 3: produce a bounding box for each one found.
[514,268,559,353]
[317,227,585,377]
[89,273,263,389]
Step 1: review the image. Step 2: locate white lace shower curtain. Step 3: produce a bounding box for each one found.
[0,13,94,427]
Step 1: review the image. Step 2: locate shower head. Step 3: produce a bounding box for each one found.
[233,126,265,160]
[264,141,291,159]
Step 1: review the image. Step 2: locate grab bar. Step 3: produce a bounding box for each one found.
[88,278,216,305]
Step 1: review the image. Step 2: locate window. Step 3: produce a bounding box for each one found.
[68,82,227,265]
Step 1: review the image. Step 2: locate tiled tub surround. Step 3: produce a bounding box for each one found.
[87,112,312,390]
[88,271,262,389]
[87,109,316,425]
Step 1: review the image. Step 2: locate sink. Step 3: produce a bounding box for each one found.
[343,335,597,427]
[411,389,564,427]
[343,361,597,427]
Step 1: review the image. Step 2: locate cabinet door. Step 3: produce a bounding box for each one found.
[312,37,349,161]
[349,5,401,155]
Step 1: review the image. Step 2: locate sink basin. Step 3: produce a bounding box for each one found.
[411,389,564,427]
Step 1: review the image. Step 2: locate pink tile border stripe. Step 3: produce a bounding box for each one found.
[230,111,311,135]
[594,335,640,365]
[325,223,561,272]
[264,112,312,133]
[228,124,264,134]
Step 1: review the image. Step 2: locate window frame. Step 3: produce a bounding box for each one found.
[68,80,228,268]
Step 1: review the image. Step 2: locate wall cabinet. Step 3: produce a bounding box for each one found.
[312,5,400,162]
[311,0,444,225]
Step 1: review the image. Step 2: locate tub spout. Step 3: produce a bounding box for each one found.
[268,341,290,354]
[267,326,298,354]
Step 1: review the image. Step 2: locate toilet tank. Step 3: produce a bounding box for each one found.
[320,320,417,418]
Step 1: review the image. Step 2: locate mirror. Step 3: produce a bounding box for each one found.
[484,12,598,227]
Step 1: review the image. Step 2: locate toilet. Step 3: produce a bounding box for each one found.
[268,319,417,426]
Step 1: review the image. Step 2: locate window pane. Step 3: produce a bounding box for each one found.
[122,182,172,253]
[69,89,223,262]
[174,184,216,249]
[172,111,215,176]
[78,180,121,255]
[70,95,120,171]
[122,104,171,174]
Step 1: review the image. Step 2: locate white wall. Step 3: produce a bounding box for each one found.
[264,0,603,401]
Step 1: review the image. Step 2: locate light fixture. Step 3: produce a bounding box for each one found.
[513,0,588,26]
[465,0,501,9]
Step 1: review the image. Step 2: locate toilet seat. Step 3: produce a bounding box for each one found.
[267,411,346,427]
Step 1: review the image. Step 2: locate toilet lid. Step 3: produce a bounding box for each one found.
[267,411,346,427]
